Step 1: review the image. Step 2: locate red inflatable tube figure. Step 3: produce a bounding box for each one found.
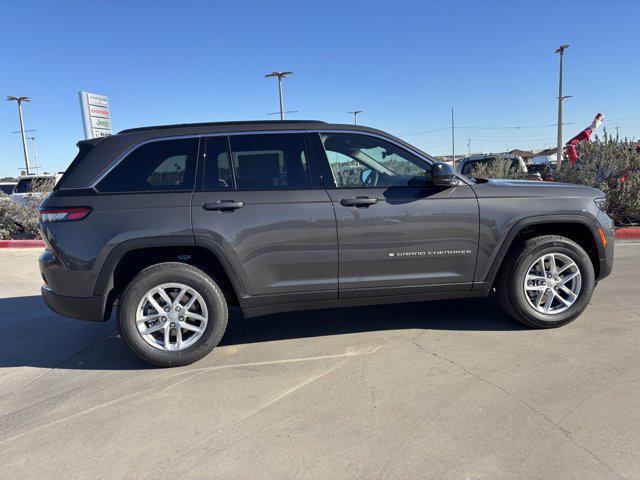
[565,113,604,164]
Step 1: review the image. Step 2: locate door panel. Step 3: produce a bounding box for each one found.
[192,190,338,296]
[192,133,338,297]
[326,186,479,293]
[315,131,479,296]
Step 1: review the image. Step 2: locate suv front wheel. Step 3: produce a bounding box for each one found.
[497,235,596,328]
[118,262,228,367]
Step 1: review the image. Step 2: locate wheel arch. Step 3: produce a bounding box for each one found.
[479,214,604,289]
[95,236,247,320]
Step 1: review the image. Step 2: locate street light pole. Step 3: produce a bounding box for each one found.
[27,137,41,174]
[7,96,32,175]
[265,71,293,121]
[349,110,363,125]
[555,44,569,169]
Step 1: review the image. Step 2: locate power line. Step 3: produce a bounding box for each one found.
[400,127,450,137]
[456,122,576,130]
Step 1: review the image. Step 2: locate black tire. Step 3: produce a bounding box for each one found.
[496,235,595,329]
[118,262,228,367]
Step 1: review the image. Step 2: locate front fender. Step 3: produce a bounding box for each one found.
[474,213,605,289]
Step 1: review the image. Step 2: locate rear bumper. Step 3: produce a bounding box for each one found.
[41,286,107,322]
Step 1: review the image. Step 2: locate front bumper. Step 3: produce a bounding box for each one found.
[41,285,107,322]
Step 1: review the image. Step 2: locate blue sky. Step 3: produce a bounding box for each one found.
[1,0,639,177]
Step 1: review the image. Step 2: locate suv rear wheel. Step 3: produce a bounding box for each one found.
[496,235,595,328]
[118,262,228,367]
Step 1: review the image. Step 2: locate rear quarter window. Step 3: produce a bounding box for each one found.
[97,138,199,193]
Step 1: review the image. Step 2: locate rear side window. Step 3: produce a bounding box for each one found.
[97,138,198,193]
[230,134,310,190]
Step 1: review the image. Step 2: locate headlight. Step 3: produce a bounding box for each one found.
[594,197,607,212]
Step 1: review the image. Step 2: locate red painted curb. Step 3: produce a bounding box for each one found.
[615,228,640,240]
[0,240,45,249]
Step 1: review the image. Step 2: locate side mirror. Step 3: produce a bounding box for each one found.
[432,162,459,187]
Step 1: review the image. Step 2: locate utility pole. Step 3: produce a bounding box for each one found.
[467,138,471,158]
[555,44,569,169]
[265,71,293,120]
[6,96,32,175]
[451,108,456,167]
[349,110,363,125]
[26,137,41,174]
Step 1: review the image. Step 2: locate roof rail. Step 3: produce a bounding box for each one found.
[118,120,327,135]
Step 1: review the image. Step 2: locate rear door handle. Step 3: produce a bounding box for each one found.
[340,196,378,207]
[202,200,245,211]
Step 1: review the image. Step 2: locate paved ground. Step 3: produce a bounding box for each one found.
[0,244,639,480]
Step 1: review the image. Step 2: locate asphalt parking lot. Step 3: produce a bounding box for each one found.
[1,244,639,480]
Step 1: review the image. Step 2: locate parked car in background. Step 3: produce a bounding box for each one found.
[12,174,62,207]
[457,154,528,176]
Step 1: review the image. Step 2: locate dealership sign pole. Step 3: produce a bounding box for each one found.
[79,92,112,139]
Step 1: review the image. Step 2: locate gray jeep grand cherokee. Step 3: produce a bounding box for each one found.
[39,120,615,366]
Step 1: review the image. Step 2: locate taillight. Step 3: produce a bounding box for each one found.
[40,207,92,222]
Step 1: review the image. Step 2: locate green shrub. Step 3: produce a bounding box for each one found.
[0,195,41,239]
[462,136,640,226]
[554,134,640,226]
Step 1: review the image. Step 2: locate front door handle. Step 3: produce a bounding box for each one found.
[202,200,245,211]
[340,196,378,207]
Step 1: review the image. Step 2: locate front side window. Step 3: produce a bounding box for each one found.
[320,133,432,188]
[97,138,198,193]
[230,134,310,190]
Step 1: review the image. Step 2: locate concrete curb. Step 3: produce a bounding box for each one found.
[0,240,46,249]
[615,227,640,240]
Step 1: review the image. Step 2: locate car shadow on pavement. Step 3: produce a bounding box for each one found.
[0,294,522,371]
[221,295,524,347]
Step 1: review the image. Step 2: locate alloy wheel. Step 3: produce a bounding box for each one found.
[523,253,582,315]
[135,283,208,351]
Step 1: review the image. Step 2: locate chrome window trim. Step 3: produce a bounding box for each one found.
[88,128,447,189]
